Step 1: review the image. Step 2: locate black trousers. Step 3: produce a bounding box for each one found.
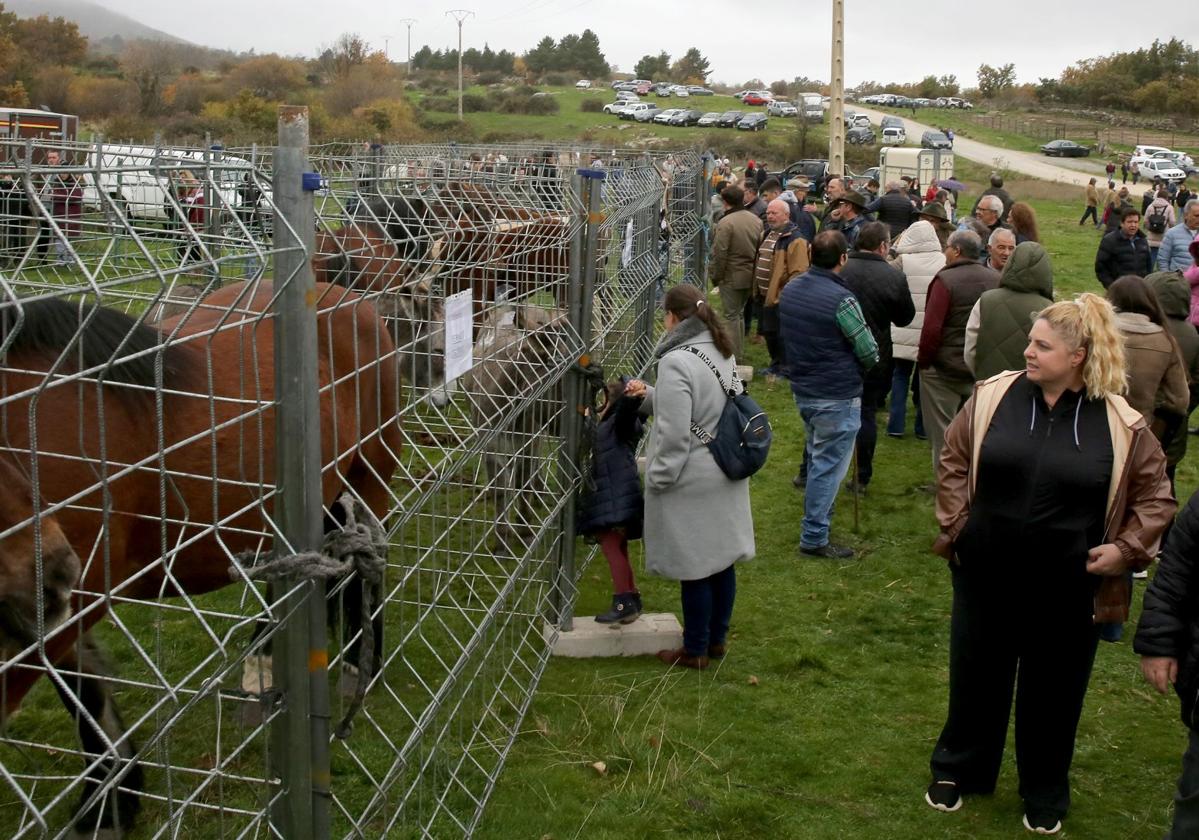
[1079,205,1099,225]
[854,378,888,485]
[930,562,1099,820]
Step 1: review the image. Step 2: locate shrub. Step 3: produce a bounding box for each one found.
[421,97,457,113]
[475,71,504,86]
[462,93,490,113]
[580,99,603,113]
[543,72,572,87]
[489,90,560,115]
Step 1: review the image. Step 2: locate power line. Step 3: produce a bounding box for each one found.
[445,10,474,121]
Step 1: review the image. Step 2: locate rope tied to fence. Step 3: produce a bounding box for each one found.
[230,492,387,739]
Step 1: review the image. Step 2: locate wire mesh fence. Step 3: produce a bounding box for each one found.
[0,123,708,839]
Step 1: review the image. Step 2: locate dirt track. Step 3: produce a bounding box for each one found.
[852,107,1107,186]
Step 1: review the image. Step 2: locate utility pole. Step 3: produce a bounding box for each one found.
[381,34,392,60]
[829,0,846,177]
[398,18,416,74]
[446,9,474,120]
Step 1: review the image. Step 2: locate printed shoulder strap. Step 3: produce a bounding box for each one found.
[672,344,740,445]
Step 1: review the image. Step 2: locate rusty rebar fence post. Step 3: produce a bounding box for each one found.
[271,105,330,840]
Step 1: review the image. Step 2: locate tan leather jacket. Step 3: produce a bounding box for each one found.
[764,234,811,306]
[933,371,1176,623]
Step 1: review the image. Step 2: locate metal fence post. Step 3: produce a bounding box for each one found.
[687,157,711,288]
[554,168,604,631]
[271,105,331,840]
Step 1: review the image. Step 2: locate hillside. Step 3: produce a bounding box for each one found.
[3,0,186,45]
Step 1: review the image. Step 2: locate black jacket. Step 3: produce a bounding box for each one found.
[576,394,645,538]
[871,189,915,239]
[839,251,915,386]
[1095,228,1152,287]
[1135,490,1199,730]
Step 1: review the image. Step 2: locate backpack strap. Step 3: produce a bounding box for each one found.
[670,344,740,445]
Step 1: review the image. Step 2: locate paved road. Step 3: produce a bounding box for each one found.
[852,107,1105,186]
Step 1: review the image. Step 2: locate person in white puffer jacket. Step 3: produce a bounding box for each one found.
[886,220,947,438]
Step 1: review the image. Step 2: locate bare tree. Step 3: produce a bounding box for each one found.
[121,40,180,115]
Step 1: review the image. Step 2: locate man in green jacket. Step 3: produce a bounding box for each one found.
[710,185,765,357]
[963,241,1055,381]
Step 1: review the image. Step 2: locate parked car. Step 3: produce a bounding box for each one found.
[669,108,704,126]
[1134,144,1172,159]
[847,126,876,145]
[1040,139,1091,157]
[687,86,715,96]
[881,126,906,146]
[742,92,771,106]
[892,96,913,109]
[575,80,591,89]
[737,113,769,131]
[851,114,871,128]
[628,103,661,121]
[671,87,690,97]
[848,166,880,189]
[921,130,952,149]
[613,82,638,92]
[1137,158,1187,182]
[716,110,745,127]
[697,111,722,127]
[880,115,904,129]
[615,91,639,102]
[603,101,631,114]
[652,84,672,97]
[1152,150,1196,171]
[767,100,798,117]
[777,159,831,194]
[634,83,652,95]
[912,98,932,107]
[653,108,683,124]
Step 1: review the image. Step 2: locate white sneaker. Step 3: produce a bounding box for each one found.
[1023,813,1062,835]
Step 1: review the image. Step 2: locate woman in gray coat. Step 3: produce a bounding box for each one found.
[633,284,755,670]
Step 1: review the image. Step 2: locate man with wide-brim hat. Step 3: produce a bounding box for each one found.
[831,190,869,248]
[918,201,955,249]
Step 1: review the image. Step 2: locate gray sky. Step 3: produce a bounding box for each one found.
[96,0,1198,89]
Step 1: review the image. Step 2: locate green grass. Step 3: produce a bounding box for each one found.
[474,180,1195,838]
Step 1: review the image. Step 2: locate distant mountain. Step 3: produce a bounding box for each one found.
[2,0,188,45]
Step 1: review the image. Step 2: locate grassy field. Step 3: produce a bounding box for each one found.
[474,172,1196,838]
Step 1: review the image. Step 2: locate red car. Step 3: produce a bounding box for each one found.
[742,92,771,106]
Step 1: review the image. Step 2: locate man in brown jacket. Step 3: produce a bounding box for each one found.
[759,198,810,373]
[710,185,764,357]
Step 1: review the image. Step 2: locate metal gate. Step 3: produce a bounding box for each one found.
[0,113,708,838]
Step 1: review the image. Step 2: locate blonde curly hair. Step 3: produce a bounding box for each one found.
[1035,293,1126,398]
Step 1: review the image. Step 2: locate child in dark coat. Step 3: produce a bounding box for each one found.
[577,378,645,624]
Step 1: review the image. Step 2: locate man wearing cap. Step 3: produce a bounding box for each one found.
[833,191,869,249]
[784,177,818,240]
[710,184,763,356]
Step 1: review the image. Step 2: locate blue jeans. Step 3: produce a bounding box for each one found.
[794,395,861,548]
[679,564,736,656]
[888,358,925,437]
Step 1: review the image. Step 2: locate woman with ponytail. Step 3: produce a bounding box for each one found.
[633,283,755,671]
[922,292,1175,834]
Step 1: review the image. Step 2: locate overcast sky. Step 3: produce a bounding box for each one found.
[95,0,1198,89]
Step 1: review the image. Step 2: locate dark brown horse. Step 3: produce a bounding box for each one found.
[0,280,400,836]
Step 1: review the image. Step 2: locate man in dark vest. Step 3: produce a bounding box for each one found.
[964,241,1054,381]
[917,229,1000,470]
[780,231,879,559]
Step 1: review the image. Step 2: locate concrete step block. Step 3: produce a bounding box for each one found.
[547,612,683,658]
[736,364,754,382]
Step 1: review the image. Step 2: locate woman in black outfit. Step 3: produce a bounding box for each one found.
[925,293,1175,835]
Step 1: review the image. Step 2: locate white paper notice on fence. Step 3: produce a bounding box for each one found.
[443,289,474,384]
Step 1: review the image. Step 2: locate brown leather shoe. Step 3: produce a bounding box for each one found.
[656,648,710,670]
[707,643,726,659]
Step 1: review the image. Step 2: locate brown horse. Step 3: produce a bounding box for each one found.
[0,279,400,836]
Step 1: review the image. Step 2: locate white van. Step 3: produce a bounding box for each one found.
[81,145,265,221]
[881,126,906,146]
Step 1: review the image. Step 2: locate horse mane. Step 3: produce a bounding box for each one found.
[0,297,183,388]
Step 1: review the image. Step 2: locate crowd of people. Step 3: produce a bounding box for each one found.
[578,153,1199,837]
